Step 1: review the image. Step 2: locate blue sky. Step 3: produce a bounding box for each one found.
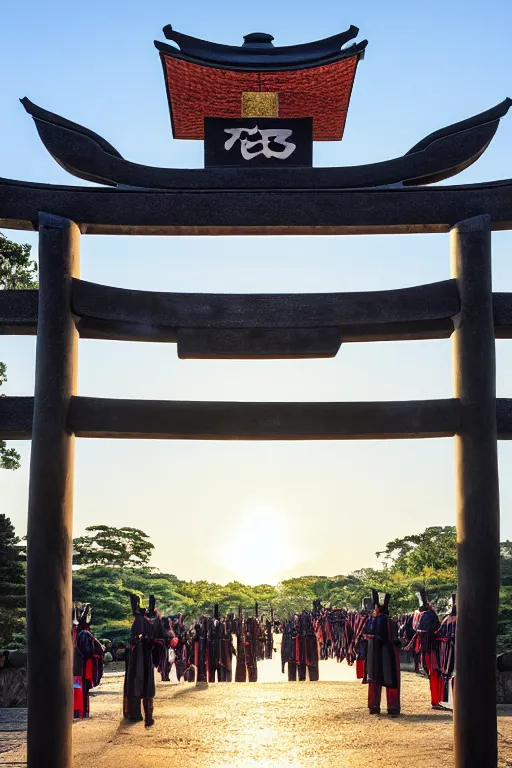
[1,0,512,584]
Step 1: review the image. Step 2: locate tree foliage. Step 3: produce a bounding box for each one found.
[375,526,458,614]
[377,526,457,575]
[0,515,26,646]
[72,526,155,569]
[0,232,38,470]
[0,233,38,290]
[3,514,512,653]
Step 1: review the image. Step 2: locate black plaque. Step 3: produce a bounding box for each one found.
[204,117,313,168]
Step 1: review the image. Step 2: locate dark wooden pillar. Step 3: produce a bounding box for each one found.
[26,214,80,768]
[451,214,500,768]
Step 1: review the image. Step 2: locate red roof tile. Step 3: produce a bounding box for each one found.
[160,54,359,141]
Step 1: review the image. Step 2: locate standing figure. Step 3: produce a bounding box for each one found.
[282,613,313,681]
[399,613,418,671]
[405,590,442,708]
[123,595,156,726]
[206,606,233,683]
[281,616,303,681]
[245,616,259,682]
[234,608,247,682]
[147,596,171,682]
[303,611,320,681]
[72,603,104,719]
[348,600,371,680]
[192,617,208,684]
[171,615,191,682]
[265,616,274,660]
[363,590,401,716]
[435,594,457,706]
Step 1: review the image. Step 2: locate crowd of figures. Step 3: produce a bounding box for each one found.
[123,596,277,725]
[72,587,457,726]
[399,589,457,710]
[281,589,456,717]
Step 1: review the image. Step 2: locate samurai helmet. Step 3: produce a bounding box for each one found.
[130,594,141,616]
[371,590,391,615]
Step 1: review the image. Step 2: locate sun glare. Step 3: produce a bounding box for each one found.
[218,502,307,585]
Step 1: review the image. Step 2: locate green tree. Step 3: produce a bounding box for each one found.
[0,515,26,645]
[374,527,457,612]
[73,525,155,569]
[0,232,38,470]
[376,526,457,575]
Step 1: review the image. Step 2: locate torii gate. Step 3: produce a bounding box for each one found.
[0,21,511,768]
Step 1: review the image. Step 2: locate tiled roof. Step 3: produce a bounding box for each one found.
[160,54,360,141]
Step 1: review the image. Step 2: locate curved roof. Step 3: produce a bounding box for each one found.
[154,24,367,71]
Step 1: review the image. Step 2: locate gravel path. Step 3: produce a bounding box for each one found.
[2,668,512,767]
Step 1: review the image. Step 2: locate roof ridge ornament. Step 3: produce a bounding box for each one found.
[242,33,275,49]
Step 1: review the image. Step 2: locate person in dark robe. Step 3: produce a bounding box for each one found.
[146,597,171,682]
[123,595,156,726]
[399,613,418,671]
[405,589,442,708]
[363,590,401,716]
[348,601,371,680]
[192,618,208,684]
[235,621,247,682]
[245,616,259,682]
[156,615,173,682]
[435,594,457,706]
[170,615,191,682]
[209,610,236,682]
[72,603,104,719]
[223,614,236,682]
[303,612,320,681]
[281,614,310,681]
[265,616,274,660]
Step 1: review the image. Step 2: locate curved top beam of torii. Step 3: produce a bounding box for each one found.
[19,96,512,190]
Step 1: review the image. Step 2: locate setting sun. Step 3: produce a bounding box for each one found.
[218,502,308,585]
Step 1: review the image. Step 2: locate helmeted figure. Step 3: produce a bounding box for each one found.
[363,590,401,716]
[123,594,156,726]
[72,603,104,718]
[405,589,442,708]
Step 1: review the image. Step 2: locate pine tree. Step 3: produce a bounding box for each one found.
[0,515,26,646]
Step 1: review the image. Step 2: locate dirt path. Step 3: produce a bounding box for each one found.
[2,671,512,767]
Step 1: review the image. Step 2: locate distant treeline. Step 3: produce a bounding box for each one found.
[2,518,512,653]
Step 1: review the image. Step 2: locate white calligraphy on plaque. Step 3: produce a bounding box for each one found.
[223,126,296,160]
